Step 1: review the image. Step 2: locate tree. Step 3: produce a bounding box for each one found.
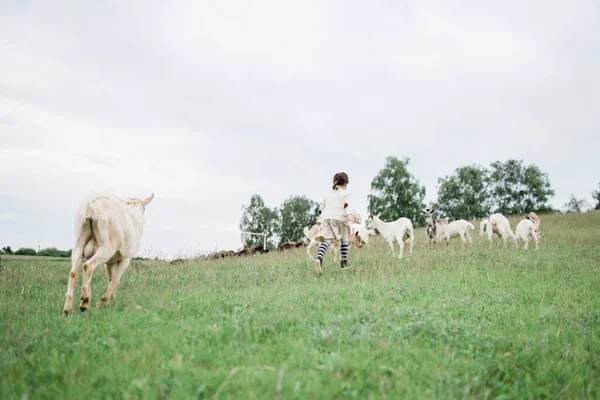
[368,156,426,226]
[14,247,37,256]
[562,194,590,213]
[276,195,319,245]
[239,194,279,249]
[38,247,72,257]
[592,183,600,211]
[38,247,60,257]
[489,159,555,215]
[1,246,13,255]
[435,165,491,220]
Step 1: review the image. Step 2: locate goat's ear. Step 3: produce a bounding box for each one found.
[369,213,373,218]
[142,193,154,206]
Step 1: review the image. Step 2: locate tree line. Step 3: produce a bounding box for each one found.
[240,156,599,248]
[0,246,72,257]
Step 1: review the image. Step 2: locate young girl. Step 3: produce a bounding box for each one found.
[314,172,356,273]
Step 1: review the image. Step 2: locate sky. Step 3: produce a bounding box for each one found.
[1,1,599,258]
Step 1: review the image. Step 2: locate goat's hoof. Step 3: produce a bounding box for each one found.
[99,296,109,305]
[63,308,71,316]
[79,297,90,312]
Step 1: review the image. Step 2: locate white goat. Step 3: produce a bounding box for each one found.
[515,219,541,249]
[421,209,474,247]
[487,213,517,248]
[447,220,476,246]
[367,214,414,258]
[63,193,154,314]
[525,212,541,230]
[421,209,449,247]
[479,218,489,236]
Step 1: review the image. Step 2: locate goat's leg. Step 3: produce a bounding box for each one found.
[395,235,405,259]
[106,262,117,300]
[406,237,414,257]
[306,239,317,260]
[100,257,132,305]
[64,234,89,314]
[523,238,529,249]
[387,240,395,257]
[79,245,116,312]
[331,241,341,262]
[459,233,466,247]
[466,232,473,245]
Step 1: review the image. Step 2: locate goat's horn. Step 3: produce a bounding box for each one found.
[142,193,154,206]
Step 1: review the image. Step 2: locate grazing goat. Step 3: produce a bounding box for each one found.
[63,193,154,314]
[367,214,414,258]
[253,246,269,254]
[525,212,540,230]
[447,220,476,246]
[278,241,305,251]
[423,210,475,247]
[236,248,255,256]
[170,258,184,265]
[487,213,517,248]
[515,219,541,249]
[234,246,268,257]
[479,218,489,236]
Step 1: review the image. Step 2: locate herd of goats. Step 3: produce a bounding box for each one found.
[196,209,542,263]
[60,194,544,313]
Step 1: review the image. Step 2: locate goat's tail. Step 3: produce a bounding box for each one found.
[467,222,475,231]
[74,200,111,248]
[479,219,488,236]
[407,224,415,241]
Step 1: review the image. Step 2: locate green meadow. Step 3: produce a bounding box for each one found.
[1,212,599,399]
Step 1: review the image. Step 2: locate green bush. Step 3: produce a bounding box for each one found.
[14,248,37,256]
[37,248,72,257]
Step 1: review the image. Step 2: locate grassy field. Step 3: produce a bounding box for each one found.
[0,255,68,262]
[1,212,599,399]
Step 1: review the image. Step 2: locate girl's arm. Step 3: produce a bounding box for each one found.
[343,193,357,223]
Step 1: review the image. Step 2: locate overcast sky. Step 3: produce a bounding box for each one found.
[1,1,598,258]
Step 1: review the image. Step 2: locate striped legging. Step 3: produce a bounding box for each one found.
[317,239,348,261]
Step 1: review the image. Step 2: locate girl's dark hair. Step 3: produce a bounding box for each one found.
[332,172,349,190]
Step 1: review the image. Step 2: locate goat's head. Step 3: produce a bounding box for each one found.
[126,193,154,212]
[366,214,376,229]
[352,233,365,248]
[422,209,436,227]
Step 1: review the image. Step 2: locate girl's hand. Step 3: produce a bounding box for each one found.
[347,214,356,224]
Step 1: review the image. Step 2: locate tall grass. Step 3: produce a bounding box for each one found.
[1,212,599,399]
